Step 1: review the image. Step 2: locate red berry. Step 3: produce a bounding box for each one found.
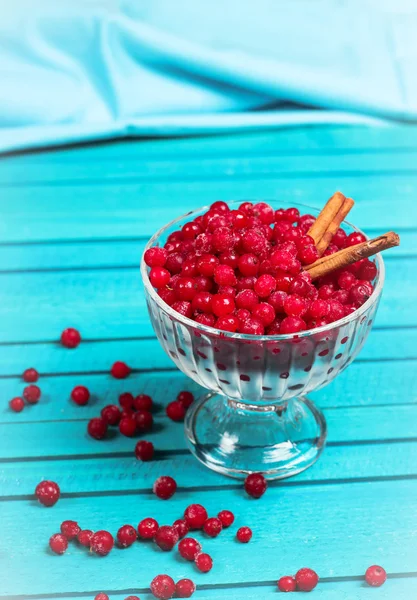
[365,565,386,587]
[144,247,168,268]
[153,476,177,500]
[60,520,80,540]
[135,410,153,432]
[214,264,237,286]
[332,228,347,248]
[35,480,60,507]
[173,277,198,302]
[166,400,186,422]
[111,361,131,379]
[150,574,176,600]
[117,524,137,548]
[71,385,90,406]
[244,473,267,498]
[192,291,213,314]
[203,517,222,537]
[236,289,259,310]
[337,271,356,290]
[101,404,121,425]
[279,316,306,334]
[252,302,275,327]
[95,595,109,600]
[184,504,208,529]
[218,510,234,527]
[212,293,235,317]
[195,552,213,573]
[236,526,252,543]
[9,397,24,412]
[23,384,41,404]
[150,267,171,288]
[216,315,239,332]
[175,578,196,598]
[88,417,108,440]
[239,316,264,335]
[284,294,308,317]
[49,533,68,555]
[254,274,276,298]
[238,253,259,276]
[178,537,201,561]
[308,299,329,319]
[173,519,189,539]
[277,576,296,592]
[242,229,265,255]
[22,368,39,383]
[133,393,153,411]
[197,254,218,277]
[172,300,192,318]
[177,390,194,409]
[135,440,154,461]
[77,529,93,547]
[298,244,319,265]
[359,259,377,281]
[60,327,81,348]
[295,568,319,592]
[119,417,137,437]
[138,517,159,539]
[346,232,366,247]
[154,525,179,551]
[90,530,114,556]
[125,596,140,600]
[119,392,134,409]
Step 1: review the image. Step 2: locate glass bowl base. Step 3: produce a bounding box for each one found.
[184,392,327,480]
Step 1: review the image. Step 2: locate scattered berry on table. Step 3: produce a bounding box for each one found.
[125,596,140,600]
[117,524,137,548]
[95,594,109,600]
[111,361,131,379]
[135,410,153,432]
[277,576,297,592]
[244,473,267,499]
[101,404,122,425]
[295,568,319,592]
[172,519,189,539]
[153,476,177,500]
[195,552,213,573]
[35,480,60,507]
[22,367,39,383]
[71,385,90,406]
[135,440,154,461]
[203,517,222,537]
[175,579,196,598]
[178,537,201,561]
[154,525,179,551]
[60,520,80,540]
[133,393,153,411]
[90,530,114,556]
[150,574,176,600]
[184,504,208,529]
[60,327,81,348]
[365,565,387,587]
[77,529,94,547]
[23,384,41,404]
[166,400,186,422]
[119,417,137,437]
[138,518,159,539]
[236,526,252,543]
[88,417,108,440]
[218,510,234,527]
[49,533,68,555]
[119,392,134,409]
[9,397,25,412]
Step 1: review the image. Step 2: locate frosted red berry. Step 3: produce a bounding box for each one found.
[359,259,377,281]
[77,529,94,547]
[166,400,186,422]
[119,417,137,437]
[177,390,194,409]
[178,537,201,561]
[144,247,168,267]
[9,397,24,412]
[150,574,176,600]
[71,385,90,406]
[117,524,137,548]
[184,504,208,529]
[90,530,114,556]
[135,410,153,432]
[244,473,267,498]
[295,568,319,591]
[35,480,60,507]
[195,552,213,573]
[153,476,177,500]
[60,327,81,348]
[218,510,234,527]
[49,533,68,555]
[236,526,252,543]
[365,565,386,587]
[135,440,154,461]
[203,517,222,537]
[254,274,276,298]
[111,361,131,379]
[154,525,179,551]
[22,367,39,383]
[280,316,306,334]
[138,517,159,539]
[88,417,108,440]
[133,393,153,411]
[173,519,189,539]
[101,404,121,425]
[277,576,296,592]
[175,578,196,598]
[23,384,41,404]
[60,520,80,540]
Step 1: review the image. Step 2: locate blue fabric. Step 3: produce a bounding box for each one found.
[1,0,416,153]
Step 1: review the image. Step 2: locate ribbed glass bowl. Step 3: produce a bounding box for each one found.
[141,201,384,479]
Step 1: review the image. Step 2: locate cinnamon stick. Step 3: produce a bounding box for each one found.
[307,192,346,245]
[316,197,355,256]
[305,231,400,280]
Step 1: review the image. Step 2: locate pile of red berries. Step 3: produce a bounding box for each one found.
[144,201,377,335]
[9,368,42,412]
[49,518,114,557]
[277,568,319,592]
[151,575,196,599]
[87,391,154,440]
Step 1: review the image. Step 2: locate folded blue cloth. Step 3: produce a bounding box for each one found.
[1,0,415,153]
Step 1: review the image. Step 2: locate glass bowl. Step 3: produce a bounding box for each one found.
[140,201,384,479]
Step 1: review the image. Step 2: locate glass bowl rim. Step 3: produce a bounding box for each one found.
[140,200,385,341]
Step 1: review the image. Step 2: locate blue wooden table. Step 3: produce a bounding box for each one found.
[0,125,416,599]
